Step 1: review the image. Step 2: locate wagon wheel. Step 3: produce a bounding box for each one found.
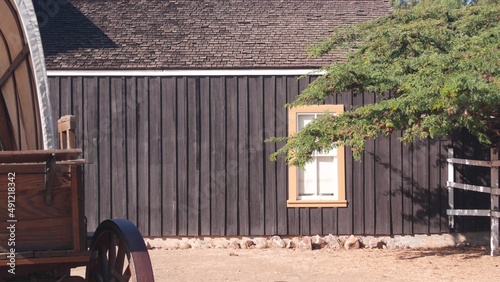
[86,219,155,282]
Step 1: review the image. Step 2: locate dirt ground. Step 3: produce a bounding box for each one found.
[72,245,500,281]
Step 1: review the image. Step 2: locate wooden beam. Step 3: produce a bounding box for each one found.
[448,147,455,228]
[0,149,82,163]
[447,157,492,167]
[0,44,29,88]
[0,93,16,150]
[58,115,76,149]
[491,149,499,256]
[446,209,491,217]
[447,181,492,194]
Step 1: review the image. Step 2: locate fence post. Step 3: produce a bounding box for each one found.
[491,148,499,256]
[448,147,454,229]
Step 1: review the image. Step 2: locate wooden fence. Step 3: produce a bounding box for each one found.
[47,74,468,237]
[447,147,499,255]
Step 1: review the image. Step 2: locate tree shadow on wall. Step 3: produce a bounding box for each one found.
[33,0,117,56]
[371,136,490,234]
[373,138,448,233]
[449,129,492,232]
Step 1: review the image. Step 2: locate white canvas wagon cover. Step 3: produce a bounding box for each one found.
[0,0,54,150]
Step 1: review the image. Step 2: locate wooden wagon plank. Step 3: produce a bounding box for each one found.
[0,216,73,252]
[0,149,82,163]
[3,254,90,265]
[0,172,72,221]
[73,166,86,251]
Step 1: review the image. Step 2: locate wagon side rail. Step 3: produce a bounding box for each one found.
[0,149,88,279]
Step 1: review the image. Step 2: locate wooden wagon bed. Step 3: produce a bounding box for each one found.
[0,150,88,279]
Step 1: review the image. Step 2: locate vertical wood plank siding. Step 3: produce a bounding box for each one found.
[49,75,455,237]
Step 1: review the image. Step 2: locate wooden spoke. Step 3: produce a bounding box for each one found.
[86,219,154,282]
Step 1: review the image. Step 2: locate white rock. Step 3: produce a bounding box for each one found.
[270,236,286,248]
[254,237,268,249]
[241,239,255,249]
[325,234,341,250]
[228,240,241,249]
[179,242,192,250]
[212,238,229,249]
[344,235,361,250]
[312,235,327,249]
[297,236,312,251]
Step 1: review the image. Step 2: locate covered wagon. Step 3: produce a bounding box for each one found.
[0,0,154,280]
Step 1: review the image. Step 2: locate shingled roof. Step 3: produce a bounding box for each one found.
[36,0,392,70]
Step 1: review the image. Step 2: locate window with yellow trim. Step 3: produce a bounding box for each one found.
[287,105,347,208]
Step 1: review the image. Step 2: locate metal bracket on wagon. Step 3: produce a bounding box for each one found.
[44,154,56,204]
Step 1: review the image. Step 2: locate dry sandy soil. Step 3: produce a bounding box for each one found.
[72,245,500,281]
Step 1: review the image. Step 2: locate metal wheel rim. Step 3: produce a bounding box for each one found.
[86,219,154,282]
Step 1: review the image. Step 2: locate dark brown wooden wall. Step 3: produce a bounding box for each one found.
[48,75,453,237]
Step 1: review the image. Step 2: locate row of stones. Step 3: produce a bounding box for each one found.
[145,234,387,251]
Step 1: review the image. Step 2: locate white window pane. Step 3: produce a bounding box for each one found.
[317,156,337,196]
[297,114,315,130]
[317,147,337,157]
[298,160,317,196]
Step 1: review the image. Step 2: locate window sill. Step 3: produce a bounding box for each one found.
[287,200,348,208]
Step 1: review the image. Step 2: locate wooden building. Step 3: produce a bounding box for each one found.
[35,0,489,237]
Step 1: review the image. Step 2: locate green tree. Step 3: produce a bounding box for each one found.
[271,0,499,167]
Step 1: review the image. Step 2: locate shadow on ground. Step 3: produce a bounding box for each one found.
[396,245,489,260]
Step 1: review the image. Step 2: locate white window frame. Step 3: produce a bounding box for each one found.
[287,105,347,208]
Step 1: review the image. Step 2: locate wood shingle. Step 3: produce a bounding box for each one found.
[35,0,392,70]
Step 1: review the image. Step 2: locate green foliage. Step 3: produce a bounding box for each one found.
[271,0,500,167]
